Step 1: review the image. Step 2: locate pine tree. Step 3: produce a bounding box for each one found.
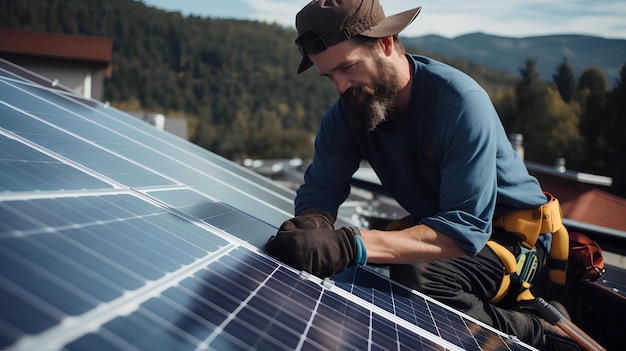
[578,67,609,169]
[604,62,626,196]
[552,57,576,103]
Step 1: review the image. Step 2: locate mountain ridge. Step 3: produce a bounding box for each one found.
[402,32,626,85]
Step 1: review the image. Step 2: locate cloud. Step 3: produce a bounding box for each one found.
[142,0,626,39]
[245,0,302,26]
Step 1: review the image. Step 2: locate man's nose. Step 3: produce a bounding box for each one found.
[334,77,352,95]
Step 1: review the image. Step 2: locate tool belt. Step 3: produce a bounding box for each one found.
[487,192,569,304]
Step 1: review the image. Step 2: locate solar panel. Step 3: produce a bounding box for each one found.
[0,57,536,350]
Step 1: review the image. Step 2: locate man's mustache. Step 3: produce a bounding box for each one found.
[341,85,376,102]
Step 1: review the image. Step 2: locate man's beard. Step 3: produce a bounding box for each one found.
[340,58,399,132]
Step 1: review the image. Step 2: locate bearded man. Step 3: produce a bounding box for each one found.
[265,1,583,350]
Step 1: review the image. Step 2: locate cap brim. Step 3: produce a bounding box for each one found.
[297,55,313,74]
[362,6,421,38]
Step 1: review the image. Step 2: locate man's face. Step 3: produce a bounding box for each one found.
[309,39,399,132]
[341,54,399,131]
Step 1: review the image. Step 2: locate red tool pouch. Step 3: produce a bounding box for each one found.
[568,232,605,282]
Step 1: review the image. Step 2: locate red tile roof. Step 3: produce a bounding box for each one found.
[560,188,626,232]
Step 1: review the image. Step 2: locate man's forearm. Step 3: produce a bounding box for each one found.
[361,224,466,264]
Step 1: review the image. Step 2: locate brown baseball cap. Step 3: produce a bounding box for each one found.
[295,0,422,74]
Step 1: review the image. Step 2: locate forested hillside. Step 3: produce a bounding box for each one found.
[0,0,516,159]
[2,0,625,196]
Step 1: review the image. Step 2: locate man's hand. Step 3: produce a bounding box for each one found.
[265,214,366,277]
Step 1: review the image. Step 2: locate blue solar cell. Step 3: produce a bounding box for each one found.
[0,285,60,335]
[142,215,226,252]
[65,227,165,281]
[0,244,97,315]
[64,333,121,351]
[0,135,111,192]
[34,233,145,291]
[146,188,280,247]
[371,315,399,350]
[2,237,122,302]
[106,312,195,350]
[161,286,224,328]
[105,195,161,217]
[0,107,174,188]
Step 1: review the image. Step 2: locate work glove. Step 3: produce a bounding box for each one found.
[265,214,367,277]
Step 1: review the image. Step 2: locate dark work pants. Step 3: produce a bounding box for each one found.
[389,245,545,348]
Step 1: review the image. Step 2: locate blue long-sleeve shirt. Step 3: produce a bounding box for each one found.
[295,55,546,255]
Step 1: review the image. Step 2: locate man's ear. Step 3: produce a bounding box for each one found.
[380,36,394,57]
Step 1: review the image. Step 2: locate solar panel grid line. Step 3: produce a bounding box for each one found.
[324,275,464,351]
[70,327,141,351]
[27,76,296,207]
[0,273,65,329]
[88,123,297,216]
[0,242,106,309]
[3,192,238,350]
[1,102,288,239]
[0,58,304,209]
[163,249,363,351]
[293,275,333,351]
[2,73,296,234]
[0,185,132,203]
[0,95,183,190]
[192,262,292,350]
[5,232,134,301]
[0,146,96,194]
[133,187,277,248]
[234,262,421,351]
[330,266,537,351]
[12,243,239,351]
[2,82,295,220]
[247,267,358,351]
[132,253,267,350]
[2,98,174,193]
[132,303,210,350]
[0,122,118,191]
[0,191,160,239]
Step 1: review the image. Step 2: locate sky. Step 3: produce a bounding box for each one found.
[141,0,626,40]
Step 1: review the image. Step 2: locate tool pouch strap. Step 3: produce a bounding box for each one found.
[549,224,569,285]
[486,240,516,304]
[493,192,569,286]
[486,237,541,304]
[493,192,561,247]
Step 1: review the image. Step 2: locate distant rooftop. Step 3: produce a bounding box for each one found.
[0,28,112,66]
[525,159,613,187]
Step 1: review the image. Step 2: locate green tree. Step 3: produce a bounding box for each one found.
[492,87,517,132]
[604,62,626,196]
[512,59,548,157]
[513,58,583,164]
[578,67,609,169]
[539,87,584,166]
[552,58,576,103]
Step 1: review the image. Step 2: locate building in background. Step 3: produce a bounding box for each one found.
[0,29,187,139]
[0,29,112,100]
[129,112,189,140]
